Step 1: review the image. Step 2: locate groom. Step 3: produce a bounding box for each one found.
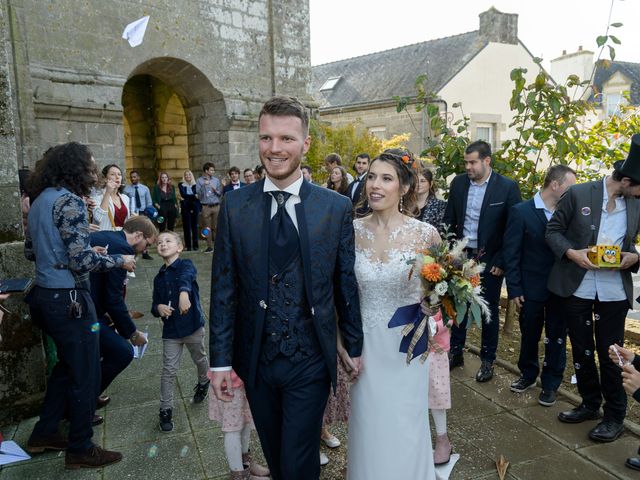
[209,96,363,480]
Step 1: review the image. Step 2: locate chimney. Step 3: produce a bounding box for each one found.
[550,47,595,100]
[479,7,518,45]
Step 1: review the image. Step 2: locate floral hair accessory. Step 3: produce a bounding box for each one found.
[397,153,418,171]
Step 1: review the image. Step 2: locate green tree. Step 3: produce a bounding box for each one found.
[306,118,409,179]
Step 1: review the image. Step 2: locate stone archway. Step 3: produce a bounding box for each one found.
[122,57,228,184]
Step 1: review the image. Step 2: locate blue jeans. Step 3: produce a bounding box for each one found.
[28,287,100,452]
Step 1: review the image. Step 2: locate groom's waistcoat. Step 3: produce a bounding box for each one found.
[261,252,320,364]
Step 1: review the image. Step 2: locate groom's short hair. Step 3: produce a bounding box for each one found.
[259,96,309,135]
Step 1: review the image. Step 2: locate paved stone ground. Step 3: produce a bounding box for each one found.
[1,249,639,479]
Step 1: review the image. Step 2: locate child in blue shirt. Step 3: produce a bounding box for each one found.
[152,231,209,432]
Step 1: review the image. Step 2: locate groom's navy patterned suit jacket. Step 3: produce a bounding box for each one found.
[209,178,363,387]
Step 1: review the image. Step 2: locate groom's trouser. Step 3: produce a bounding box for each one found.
[245,352,330,480]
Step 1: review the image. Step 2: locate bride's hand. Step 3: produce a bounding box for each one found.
[420,298,439,317]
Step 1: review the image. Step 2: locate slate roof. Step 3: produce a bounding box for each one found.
[591,60,640,106]
[311,31,489,109]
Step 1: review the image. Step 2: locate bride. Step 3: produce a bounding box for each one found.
[346,150,440,480]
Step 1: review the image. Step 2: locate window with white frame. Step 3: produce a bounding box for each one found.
[606,93,624,117]
[476,124,494,149]
[368,126,386,140]
[319,77,341,91]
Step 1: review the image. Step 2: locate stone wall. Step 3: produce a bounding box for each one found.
[0,242,43,426]
[7,0,313,172]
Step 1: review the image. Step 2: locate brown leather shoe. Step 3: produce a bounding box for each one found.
[65,445,122,469]
[96,395,110,409]
[26,431,68,453]
[92,414,104,426]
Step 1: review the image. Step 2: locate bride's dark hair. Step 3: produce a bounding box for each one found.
[355,148,420,217]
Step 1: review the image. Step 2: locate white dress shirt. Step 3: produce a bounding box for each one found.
[351,174,366,200]
[573,177,627,301]
[533,191,554,221]
[463,171,492,249]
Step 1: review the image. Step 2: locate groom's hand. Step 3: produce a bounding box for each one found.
[212,370,234,402]
[339,350,362,381]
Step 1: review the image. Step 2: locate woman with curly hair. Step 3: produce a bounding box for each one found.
[24,142,136,470]
[91,164,131,231]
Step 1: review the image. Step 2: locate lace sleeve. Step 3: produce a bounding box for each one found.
[418,220,442,250]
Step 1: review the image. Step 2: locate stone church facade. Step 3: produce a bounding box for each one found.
[0,0,312,423]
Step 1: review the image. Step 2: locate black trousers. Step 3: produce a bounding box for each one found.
[28,287,101,452]
[563,295,628,422]
[158,200,177,232]
[98,319,133,393]
[245,352,330,480]
[180,201,199,250]
[450,266,502,362]
[517,294,566,391]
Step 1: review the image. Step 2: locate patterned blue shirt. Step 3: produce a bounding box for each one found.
[25,192,125,289]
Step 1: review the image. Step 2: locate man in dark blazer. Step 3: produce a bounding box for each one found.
[89,216,158,416]
[222,166,245,194]
[503,165,576,407]
[209,96,363,480]
[443,140,521,382]
[348,153,369,204]
[546,134,640,443]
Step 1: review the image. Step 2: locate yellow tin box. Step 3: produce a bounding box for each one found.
[587,245,620,268]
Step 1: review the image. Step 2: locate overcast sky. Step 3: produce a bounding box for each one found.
[309,0,639,69]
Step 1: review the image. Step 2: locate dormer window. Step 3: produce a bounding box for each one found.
[319,76,341,91]
[606,93,624,117]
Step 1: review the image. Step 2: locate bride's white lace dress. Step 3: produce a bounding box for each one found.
[348,217,439,480]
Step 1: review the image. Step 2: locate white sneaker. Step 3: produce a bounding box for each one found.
[319,452,329,466]
[321,434,341,448]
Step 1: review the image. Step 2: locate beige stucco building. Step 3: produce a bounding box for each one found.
[311,8,544,159]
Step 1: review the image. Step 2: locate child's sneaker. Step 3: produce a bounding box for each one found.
[193,380,210,404]
[159,408,173,432]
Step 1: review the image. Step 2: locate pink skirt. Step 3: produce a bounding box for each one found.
[428,351,451,410]
[208,384,255,432]
[323,359,351,424]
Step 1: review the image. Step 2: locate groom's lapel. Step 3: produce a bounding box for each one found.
[295,180,316,309]
[241,181,271,310]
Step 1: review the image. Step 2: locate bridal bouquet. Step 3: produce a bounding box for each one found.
[389,235,491,364]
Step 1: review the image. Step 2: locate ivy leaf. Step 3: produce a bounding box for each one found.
[609,35,621,45]
[549,97,561,115]
[609,45,616,61]
[610,22,623,28]
[596,35,608,47]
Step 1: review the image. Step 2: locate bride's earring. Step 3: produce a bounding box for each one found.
[399,196,404,213]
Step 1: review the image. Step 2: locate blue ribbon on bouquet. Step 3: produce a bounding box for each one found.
[388,303,428,363]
